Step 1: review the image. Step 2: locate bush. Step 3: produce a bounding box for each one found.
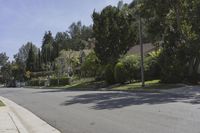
[31,71,54,78]
[27,79,46,86]
[158,49,185,83]
[144,54,161,80]
[105,64,115,84]
[119,55,140,82]
[50,77,70,86]
[114,62,127,83]
[81,52,100,77]
[114,53,161,84]
[95,65,106,81]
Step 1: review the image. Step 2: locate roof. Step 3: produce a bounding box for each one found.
[127,43,155,56]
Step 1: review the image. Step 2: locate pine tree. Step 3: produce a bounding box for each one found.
[26,44,35,72]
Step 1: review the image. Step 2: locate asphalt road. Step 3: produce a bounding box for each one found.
[0,86,200,133]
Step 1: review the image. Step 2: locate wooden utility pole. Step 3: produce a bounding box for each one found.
[139,15,145,87]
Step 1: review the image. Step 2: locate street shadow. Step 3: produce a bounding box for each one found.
[61,87,200,110]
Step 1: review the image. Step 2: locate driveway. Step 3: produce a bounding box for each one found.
[0,86,200,133]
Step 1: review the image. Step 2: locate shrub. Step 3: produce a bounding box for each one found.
[158,49,185,83]
[114,62,127,83]
[27,79,46,86]
[105,64,115,84]
[81,52,100,77]
[31,71,54,78]
[50,77,70,86]
[144,54,161,80]
[114,53,161,84]
[95,65,106,81]
[119,55,140,82]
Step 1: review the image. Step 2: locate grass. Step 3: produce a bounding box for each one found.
[48,78,105,90]
[0,100,5,107]
[34,77,184,92]
[49,78,183,92]
[111,80,184,91]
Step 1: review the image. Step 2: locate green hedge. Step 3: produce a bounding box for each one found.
[105,64,115,84]
[114,55,140,83]
[50,77,70,86]
[114,62,127,84]
[31,71,54,78]
[27,79,46,86]
[81,52,100,77]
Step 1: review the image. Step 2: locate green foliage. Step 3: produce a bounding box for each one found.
[1,62,25,83]
[68,21,93,50]
[114,62,127,83]
[81,52,99,77]
[158,50,186,83]
[0,53,9,83]
[14,42,39,73]
[1,63,12,83]
[50,77,70,86]
[26,44,36,71]
[27,79,46,86]
[0,53,9,67]
[14,42,38,65]
[92,4,138,64]
[31,71,54,78]
[8,1,200,85]
[95,65,106,81]
[55,50,80,77]
[120,55,140,82]
[53,32,70,58]
[135,0,200,83]
[144,50,161,80]
[114,54,160,84]
[41,31,54,64]
[12,64,25,81]
[105,64,115,84]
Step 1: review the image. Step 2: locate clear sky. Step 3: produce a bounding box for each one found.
[0,0,133,60]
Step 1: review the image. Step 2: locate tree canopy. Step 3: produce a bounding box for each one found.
[92,3,138,64]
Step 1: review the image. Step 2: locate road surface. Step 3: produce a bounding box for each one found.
[0,86,200,133]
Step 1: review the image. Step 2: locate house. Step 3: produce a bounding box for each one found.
[127,43,156,56]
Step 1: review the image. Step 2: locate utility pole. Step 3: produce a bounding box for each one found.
[139,15,145,87]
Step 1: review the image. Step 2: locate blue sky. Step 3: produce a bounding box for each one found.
[0,0,133,60]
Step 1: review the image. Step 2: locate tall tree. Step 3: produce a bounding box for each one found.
[26,44,36,71]
[136,0,200,82]
[68,21,93,50]
[41,31,54,64]
[53,32,70,59]
[0,52,9,67]
[14,42,38,66]
[1,62,12,83]
[92,3,138,64]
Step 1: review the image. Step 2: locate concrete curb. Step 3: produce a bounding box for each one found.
[8,108,29,133]
[0,96,61,133]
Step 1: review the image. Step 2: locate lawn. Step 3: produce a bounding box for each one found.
[111,80,184,91]
[0,100,5,107]
[50,78,183,91]
[50,78,106,90]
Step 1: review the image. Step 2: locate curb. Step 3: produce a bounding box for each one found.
[0,96,61,133]
[8,108,29,133]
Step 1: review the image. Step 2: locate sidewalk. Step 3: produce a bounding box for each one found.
[0,107,20,133]
[0,105,27,133]
[0,97,61,133]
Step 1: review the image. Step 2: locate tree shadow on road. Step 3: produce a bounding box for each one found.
[61,87,200,110]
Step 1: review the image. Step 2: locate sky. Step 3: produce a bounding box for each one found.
[0,0,133,60]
